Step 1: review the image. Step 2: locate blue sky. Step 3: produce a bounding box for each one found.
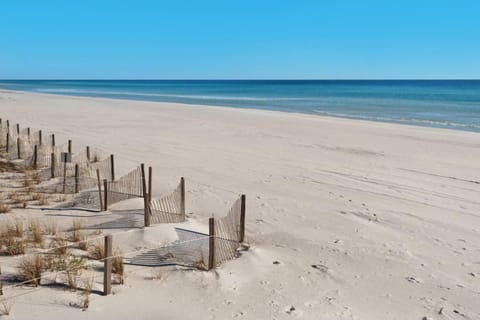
[1,0,479,79]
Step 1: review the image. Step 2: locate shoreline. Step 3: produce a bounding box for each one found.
[1,88,479,138]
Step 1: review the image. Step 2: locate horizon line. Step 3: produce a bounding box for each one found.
[1,78,480,81]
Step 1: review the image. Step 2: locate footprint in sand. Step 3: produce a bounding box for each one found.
[232,311,245,318]
[260,280,270,286]
[406,276,421,284]
[312,264,329,272]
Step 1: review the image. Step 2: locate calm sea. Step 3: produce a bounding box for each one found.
[1,80,480,132]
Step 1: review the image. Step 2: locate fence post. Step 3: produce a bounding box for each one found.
[110,154,115,181]
[6,132,9,153]
[96,169,104,211]
[68,140,72,154]
[62,158,67,194]
[240,194,246,243]
[148,166,152,203]
[208,218,215,270]
[86,146,90,162]
[6,120,9,129]
[180,177,185,215]
[17,137,21,159]
[103,179,108,211]
[27,127,30,141]
[141,164,150,227]
[33,145,38,169]
[50,153,55,178]
[74,164,79,193]
[103,235,112,296]
[16,123,20,135]
[51,134,55,147]
[39,130,42,146]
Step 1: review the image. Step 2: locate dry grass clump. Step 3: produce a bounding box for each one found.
[88,241,105,260]
[7,192,24,205]
[45,251,87,291]
[0,220,25,255]
[81,275,94,310]
[0,298,13,316]
[44,219,57,235]
[16,254,45,286]
[78,236,88,251]
[2,219,23,238]
[54,194,67,203]
[0,200,11,214]
[31,170,42,185]
[195,253,208,271]
[112,249,124,284]
[70,219,83,242]
[50,236,68,256]
[0,236,26,256]
[64,255,87,291]
[0,160,17,173]
[37,195,50,206]
[22,174,34,190]
[31,193,43,201]
[28,219,44,247]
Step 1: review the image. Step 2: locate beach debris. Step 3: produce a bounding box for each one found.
[285,306,296,314]
[311,264,328,272]
[406,276,421,284]
[273,261,281,265]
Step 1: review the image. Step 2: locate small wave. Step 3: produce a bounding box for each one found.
[35,88,82,93]
[313,109,480,130]
[33,88,308,101]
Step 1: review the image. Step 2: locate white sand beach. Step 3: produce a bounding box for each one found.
[1,89,480,320]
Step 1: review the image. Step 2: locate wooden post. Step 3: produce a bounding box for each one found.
[103,235,112,296]
[141,164,150,227]
[39,130,42,146]
[208,218,215,270]
[16,123,20,135]
[50,153,55,178]
[51,134,55,147]
[96,169,104,211]
[240,194,246,243]
[103,179,108,211]
[147,166,153,219]
[62,158,67,194]
[74,164,79,193]
[6,120,9,129]
[33,145,38,169]
[110,154,115,181]
[86,146,90,162]
[27,127,31,142]
[68,140,72,154]
[148,167,152,204]
[6,132,9,153]
[17,137,21,159]
[180,177,185,215]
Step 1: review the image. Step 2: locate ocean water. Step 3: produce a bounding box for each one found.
[1,80,480,132]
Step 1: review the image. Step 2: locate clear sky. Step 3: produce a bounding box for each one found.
[1,0,479,79]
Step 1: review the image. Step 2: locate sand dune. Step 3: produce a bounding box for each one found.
[1,90,480,319]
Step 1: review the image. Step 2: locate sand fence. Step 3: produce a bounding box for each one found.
[0,117,249,310]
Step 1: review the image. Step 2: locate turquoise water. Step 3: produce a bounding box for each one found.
[1,80,480,132]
